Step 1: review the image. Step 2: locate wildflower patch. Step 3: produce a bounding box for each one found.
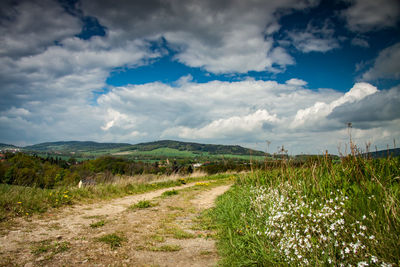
[247,183,392,266]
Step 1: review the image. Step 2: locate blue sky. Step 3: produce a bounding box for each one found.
[0,0,399,154]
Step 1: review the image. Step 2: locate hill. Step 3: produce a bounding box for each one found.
[364,148,400,158]
[126,140,266,156]
[0,143,19,150]
[20,140,266,159]
[24,141,131,152]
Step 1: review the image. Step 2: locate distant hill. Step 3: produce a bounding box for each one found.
[127,140,266,156]
[364,148,400,158]
[21,140,266,156]
[24,141,131,152]
[0,143,19,150]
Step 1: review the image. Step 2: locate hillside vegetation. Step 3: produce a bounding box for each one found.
[17,140,266,159]
[212,156,400,266]
[24,141,131,152]
[126,140,266,156]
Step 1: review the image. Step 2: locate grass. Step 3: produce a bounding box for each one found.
[161,189,179,197]
[31,240,70,255]
[212,156,400,266]
[0,173,232,221]
[129,200,155,210]
[150,234,165,242]
[149,244,182,252]
[97,233,125,250]
[170,227,195,239]
[90,220,105,228]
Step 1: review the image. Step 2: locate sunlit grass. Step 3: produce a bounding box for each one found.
[213,156,400,266]
[0,173,232,221]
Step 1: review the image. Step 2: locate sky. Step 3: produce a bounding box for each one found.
[0,0,400,154]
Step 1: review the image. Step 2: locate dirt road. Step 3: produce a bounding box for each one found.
[0,181,232,267]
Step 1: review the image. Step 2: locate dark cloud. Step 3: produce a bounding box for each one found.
[362,42,400,81]
[341,0,400,32]
[328,85,400,126]
[0,0,82,58]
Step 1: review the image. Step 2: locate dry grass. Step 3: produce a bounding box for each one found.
[110,171,208,186]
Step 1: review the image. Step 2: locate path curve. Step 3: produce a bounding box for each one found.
[0,181,232,266]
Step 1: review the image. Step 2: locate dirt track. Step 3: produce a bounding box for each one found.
[0,181,231,267]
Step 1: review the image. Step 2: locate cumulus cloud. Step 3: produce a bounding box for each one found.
[362,42,400,80]
[342,0,400,32]
[286,78,307,87]
[329,85,400,126]
[287,21,340,53]
[351,37,369,48]
[0,0,398,154]
[79,0,319,73]
[170,110,279,140]
[291,82,378,129]
[0,70,398,153]
[0,0,82,58]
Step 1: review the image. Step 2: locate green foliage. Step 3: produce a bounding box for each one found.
[213,157,400,266]
[130,200,153,209]
[97,233,125,250]
[149,244,182,252]
[90,220,106,228]
[31,240,70,255]
[162,189,179,197]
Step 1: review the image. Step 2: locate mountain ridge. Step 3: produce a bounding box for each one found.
[19,140,266,156]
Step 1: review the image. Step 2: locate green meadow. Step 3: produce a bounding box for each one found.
[212,156,400,266]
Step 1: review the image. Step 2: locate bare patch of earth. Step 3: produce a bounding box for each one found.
[0,180,231,267]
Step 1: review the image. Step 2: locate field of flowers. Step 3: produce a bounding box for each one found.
[213,156,399,266]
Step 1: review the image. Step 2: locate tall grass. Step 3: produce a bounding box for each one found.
[0,173,233,221]
[213,156,400,266]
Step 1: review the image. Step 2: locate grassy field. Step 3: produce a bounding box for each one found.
[212,156,400,266]
[34,147,267,162]
[0,173,233,221]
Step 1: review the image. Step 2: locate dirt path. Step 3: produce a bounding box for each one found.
[0,180,232,266]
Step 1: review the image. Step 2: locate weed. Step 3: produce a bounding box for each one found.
[31,240,70,255]
[130,200,154,210]
[90,220,105,228]
[171,228,195,239]
[150,234,165,242]
[31,240,52,255]
[53,241,70,253]
[149,244,182,252]
[162,190,178,197]
[167,206,184,211]
[199,250,213,255]
[97,233,125,249]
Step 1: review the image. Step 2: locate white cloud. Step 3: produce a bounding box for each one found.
[329,85,400,125]
[79,0,318,73]
[291,82,378,128]
[342,0,400,32]
[0,73,398,154]
[287,21,340,53]
[0,0,399,154]
[171,109,279,139]
[286,78,307,87]
[351,37,369,48]
[362,42,400,80]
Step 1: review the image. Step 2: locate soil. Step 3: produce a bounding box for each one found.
[0,180,232,267]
